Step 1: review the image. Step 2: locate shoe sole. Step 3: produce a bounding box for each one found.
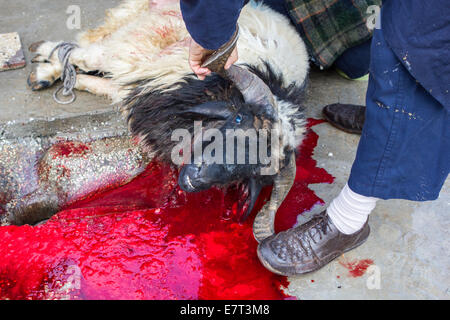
[322,110,362,135]
[257,225,370,276]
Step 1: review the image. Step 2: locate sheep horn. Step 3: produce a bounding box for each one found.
[201,26,239,77]
[226,65,278,120]
[253,151,296,242]
[201,25,278,119]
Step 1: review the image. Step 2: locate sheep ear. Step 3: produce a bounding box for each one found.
[177,101,233,120]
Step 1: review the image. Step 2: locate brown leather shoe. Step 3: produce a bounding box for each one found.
[322,103,366,134]
[257,211,370,276]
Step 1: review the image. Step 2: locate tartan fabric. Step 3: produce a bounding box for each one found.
[285,0,382,68]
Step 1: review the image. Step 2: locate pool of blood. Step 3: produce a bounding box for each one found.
[0,119,333,300]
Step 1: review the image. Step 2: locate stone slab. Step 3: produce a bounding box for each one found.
[0,32,26,71]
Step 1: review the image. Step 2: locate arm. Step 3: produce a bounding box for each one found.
[180,0,245,79]
[180,0,245,50]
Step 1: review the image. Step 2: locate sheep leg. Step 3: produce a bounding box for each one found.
[28,41,64,91]
[253,152,296,243]
[28,41,108,91]
[75,74,120,100]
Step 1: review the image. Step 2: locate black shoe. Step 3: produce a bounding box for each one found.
[257,211,370,276]
[322,103,366,134]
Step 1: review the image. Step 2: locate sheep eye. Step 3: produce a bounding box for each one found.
[235,114,243,124]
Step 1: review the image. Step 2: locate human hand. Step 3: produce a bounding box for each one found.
[189,38,238,80]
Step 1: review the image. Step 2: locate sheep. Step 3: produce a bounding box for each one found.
[20,0,310,242]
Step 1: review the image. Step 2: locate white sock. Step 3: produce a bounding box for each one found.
[327,184,378,235]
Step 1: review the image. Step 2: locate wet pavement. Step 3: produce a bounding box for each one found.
[0,0,448,300]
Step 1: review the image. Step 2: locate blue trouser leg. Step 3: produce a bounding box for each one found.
[334,39,372,79]
[348,27,450,201]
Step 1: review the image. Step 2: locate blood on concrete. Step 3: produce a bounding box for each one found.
[339,259,374,278]
[0,119,334,300]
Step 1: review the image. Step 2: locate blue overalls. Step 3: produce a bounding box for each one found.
[349,24,449,201]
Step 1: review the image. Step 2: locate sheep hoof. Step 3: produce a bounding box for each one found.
[29,40,45,53]
[31,54,50,64]
[28,72,51,91]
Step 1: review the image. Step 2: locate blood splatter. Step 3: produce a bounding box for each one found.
[51,141,91,159]
[0,119,333,300]
[339,259,374,278]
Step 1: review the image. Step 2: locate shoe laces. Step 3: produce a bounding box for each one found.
[280,213,334,261]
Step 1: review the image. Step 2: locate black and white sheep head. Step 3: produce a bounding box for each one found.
[177,66,282,220]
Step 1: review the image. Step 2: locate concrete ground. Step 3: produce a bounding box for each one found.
[1,0,448,300]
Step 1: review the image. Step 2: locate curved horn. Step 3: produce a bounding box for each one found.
[226,65,278,117]
[201,25,278,119]
[253,151,296,242]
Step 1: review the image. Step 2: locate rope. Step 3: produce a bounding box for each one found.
[48,42,79,104]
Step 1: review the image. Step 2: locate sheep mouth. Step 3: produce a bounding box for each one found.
[178,166,264,223]
[228,179,264,223]
[236,182,252,221]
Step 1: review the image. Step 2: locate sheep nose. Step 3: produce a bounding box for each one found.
[178,165,201,192]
